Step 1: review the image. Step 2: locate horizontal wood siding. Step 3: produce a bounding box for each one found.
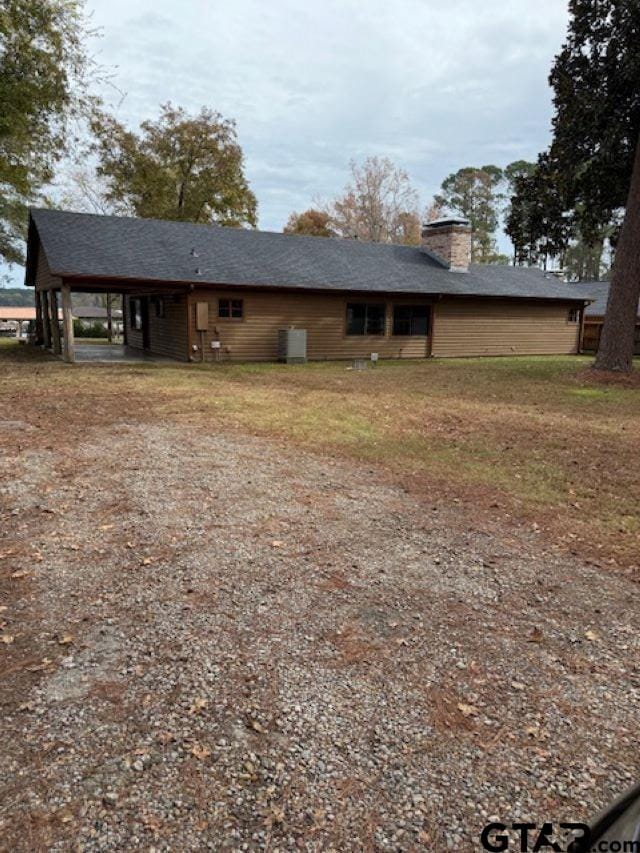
[126,294,189,360]
[432,299,581,357]
[583,318,640,354]
[125,295,143,350]
[189,291,432,361]
[35,249,62,291]
[149,296,189,360]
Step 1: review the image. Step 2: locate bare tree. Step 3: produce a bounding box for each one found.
[424,199,443,224]
[56,161,118,215]
[324,157,420,244]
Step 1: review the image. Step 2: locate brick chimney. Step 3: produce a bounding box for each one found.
[420,217,471,273]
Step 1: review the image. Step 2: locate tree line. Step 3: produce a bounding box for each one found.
[0,0,257,270]
[2,1,638,370]
[506,0,640,372]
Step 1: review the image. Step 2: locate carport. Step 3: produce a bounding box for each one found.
[74,344,171,363]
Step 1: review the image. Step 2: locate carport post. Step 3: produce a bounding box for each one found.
[61,284,75,363]
[41,290,52,349]
[50,290,62,355]
[34,290,44,345]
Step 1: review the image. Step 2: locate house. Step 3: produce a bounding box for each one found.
[573,280,640,355]
[25,208,589,364]
[73,304,124,336]
[0,305,61,339]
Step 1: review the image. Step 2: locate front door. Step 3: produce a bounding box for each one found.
[141,297,150,350]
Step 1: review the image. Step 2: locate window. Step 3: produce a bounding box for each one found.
[568,308,580,323]
[154,297,165,319]
[346,303,386,335]
[131,298,142,330]
[393,305,431,336]
[219,298,243,319]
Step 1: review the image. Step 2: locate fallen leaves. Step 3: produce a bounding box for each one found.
[528,627,543,643]
[189,697,208,715]
[190,742,211,760]
[10,569,31,579]
[25,658,53,672]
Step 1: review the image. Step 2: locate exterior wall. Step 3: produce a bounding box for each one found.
[187,290,433,361]
[125,289,584,363]
[125,294,189,360]
[583,318,640,354]
[35,248,62,292]
[432,298,581,357]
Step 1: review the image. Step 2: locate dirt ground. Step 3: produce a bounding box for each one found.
[1,351,639,851]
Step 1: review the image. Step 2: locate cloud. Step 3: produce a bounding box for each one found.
[3,0,568,284]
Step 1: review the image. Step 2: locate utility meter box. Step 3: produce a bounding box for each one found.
[196,302,209,331]
[278,328,307,364]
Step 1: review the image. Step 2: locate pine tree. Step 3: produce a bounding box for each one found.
[549,0,640,372]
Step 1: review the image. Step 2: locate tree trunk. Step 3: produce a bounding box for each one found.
[594,135,640,373]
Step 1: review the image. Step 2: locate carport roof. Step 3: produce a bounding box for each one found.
[28,208,591,302]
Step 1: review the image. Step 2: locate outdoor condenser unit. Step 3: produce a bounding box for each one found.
[278,328,307,364]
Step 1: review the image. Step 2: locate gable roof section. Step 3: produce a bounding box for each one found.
[29,208,588,302]
[569,280,640,318]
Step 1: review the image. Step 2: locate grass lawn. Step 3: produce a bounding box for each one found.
[2,339,639,571]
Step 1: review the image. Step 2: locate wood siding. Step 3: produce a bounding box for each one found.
[35,249,62,292]
[583,318,640,355]
[124,289,584,362]
[187,290,433,361]
[125,294,189,360]
[432,299,581,357]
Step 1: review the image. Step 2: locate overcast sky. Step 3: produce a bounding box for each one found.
[5,0,570,286]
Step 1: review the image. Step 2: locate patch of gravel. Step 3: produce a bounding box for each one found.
[1,421,638,851]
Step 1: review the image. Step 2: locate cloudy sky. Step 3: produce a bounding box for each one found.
[6,0,570,286]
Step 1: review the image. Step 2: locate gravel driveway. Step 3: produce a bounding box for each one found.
[1,419,638,851]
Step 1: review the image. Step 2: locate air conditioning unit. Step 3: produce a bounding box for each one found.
[278,328,307,364]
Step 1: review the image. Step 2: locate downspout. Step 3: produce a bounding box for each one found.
[578,302,587,355]
[428,294,442,358]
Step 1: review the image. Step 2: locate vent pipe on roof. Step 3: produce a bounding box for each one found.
[420,217,471,273]
[190,248,199,257]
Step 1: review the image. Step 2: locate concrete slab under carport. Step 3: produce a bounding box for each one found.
[74,344,172,363]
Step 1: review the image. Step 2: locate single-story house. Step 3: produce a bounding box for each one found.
[25,208,590,364]
[572,281,640,355]
[73,304,124,335]
[0,305,61,338]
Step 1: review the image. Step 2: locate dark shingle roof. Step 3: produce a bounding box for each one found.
[29,208,588,302]
[568,280,640,317]
[72,305,123,319]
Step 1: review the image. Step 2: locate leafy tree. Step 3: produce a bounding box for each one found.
[563,216,616,282]
[325,157,421,244]
[505,155,570,268]
[547,0,640,372]
[283,209,335,237]
[0,286,33,306]
[503,160,537,190]
[435,166,505,263]
[93,104,257,227]
[0,0,95,264]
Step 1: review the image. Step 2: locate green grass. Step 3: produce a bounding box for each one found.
[2,341,639,568]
